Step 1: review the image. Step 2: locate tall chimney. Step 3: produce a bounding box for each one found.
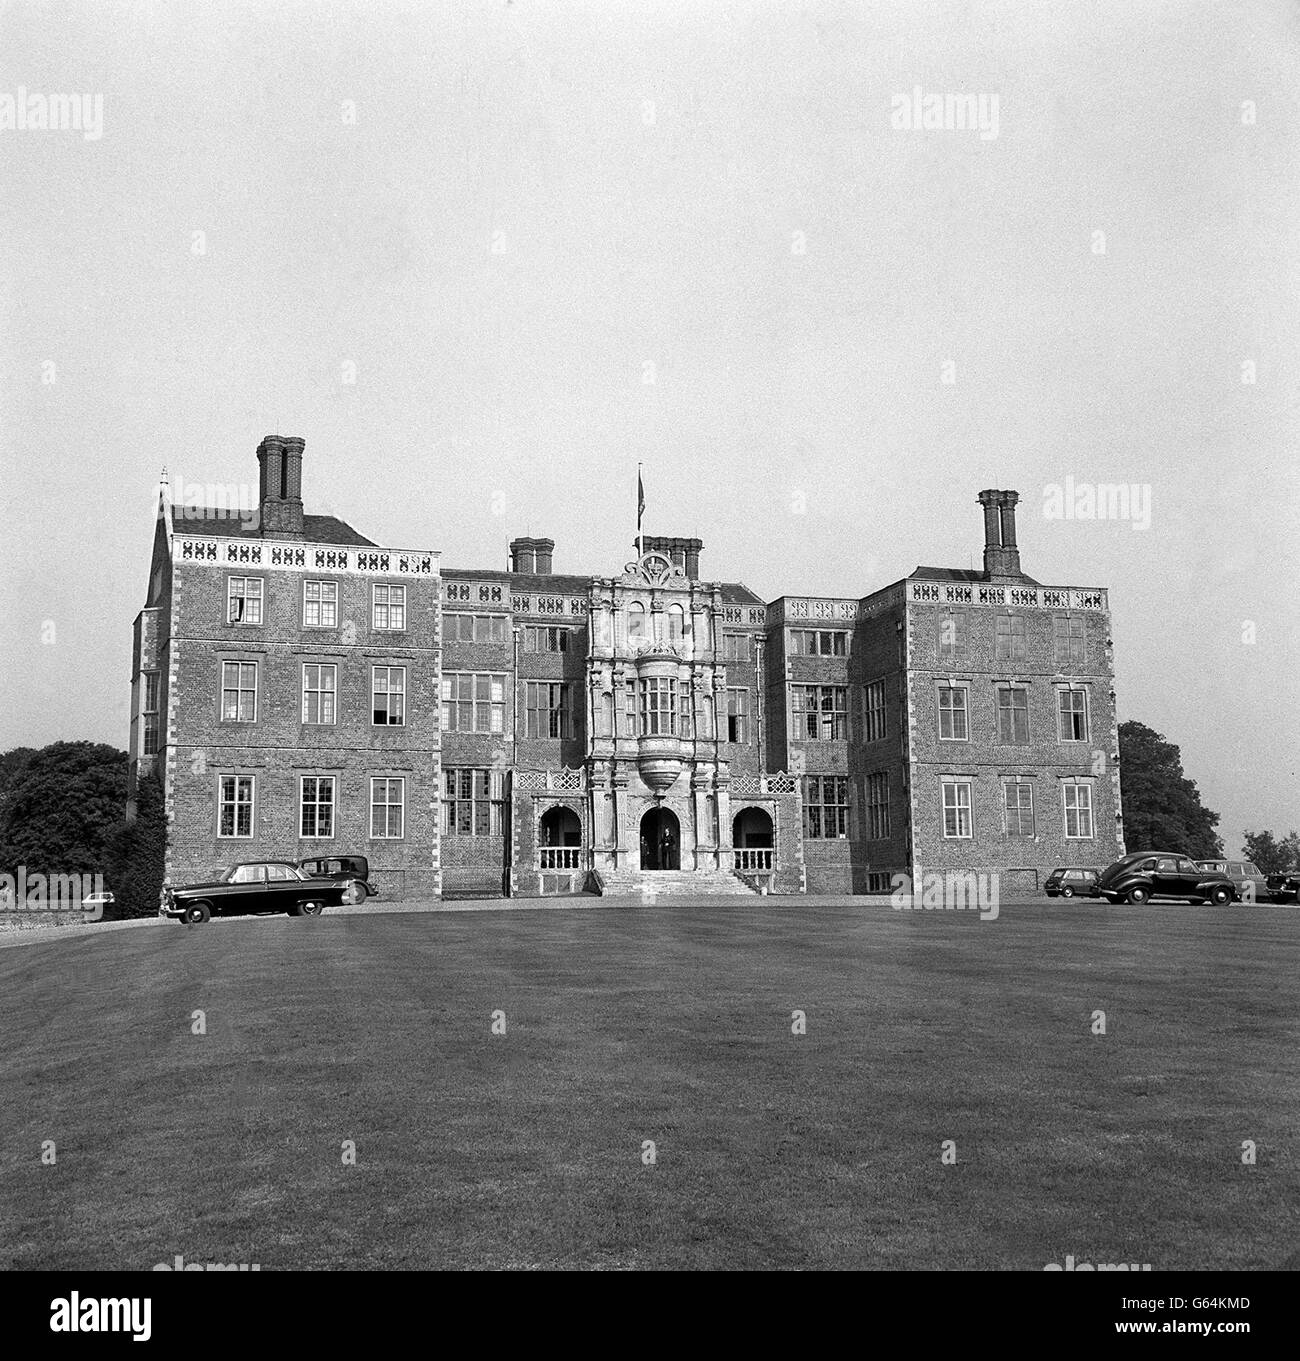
[977,489,1021,580]
[257,436,284,506]
[684,538,702,580]
[509,537,537,574]
[533,538,554,575]
[258,435,304,538]
[637,535,703,578]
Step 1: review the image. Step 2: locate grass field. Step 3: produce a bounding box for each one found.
[1,899,1296,1270]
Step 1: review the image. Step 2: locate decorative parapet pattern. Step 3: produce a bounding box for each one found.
[730,772,799,796]
[174,536,437,576]
[514,768,588,792]
[775,587,904,624]
[907,581,1107,610]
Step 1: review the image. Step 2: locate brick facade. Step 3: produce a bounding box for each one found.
[128,444,1121,900]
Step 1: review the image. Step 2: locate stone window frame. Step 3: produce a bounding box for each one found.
[865,771,890,840]
[372,665,407,727]
[936,682,969,742]
[369,776,405,840]
[302,578,339,629]
[216,772,256,840]
[1062,780,1095,840]
[1056,685,1090,743]
[994,683,1030,745]
[725,686,749,744]
[141,671,161,755]
[301,662,338,726]
[372,583,407,632]
[441,767,507,838]
[226,575,264,626]
[802,775,850,840]
[299,775,337,841]
[441,671,507,735]
[525,680,573,740]
[1002,779,1036,838]
[941,779,973,839]
[219,659,258,725]
[863,677,888,743]
[995,612,1028,662]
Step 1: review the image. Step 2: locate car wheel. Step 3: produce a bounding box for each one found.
[1126,886,1149,905]
[298,900,324,916]
[1061,886,1075,898]
[184,902,211,925]
[1210,885,1232,906]
[340,880,366,905]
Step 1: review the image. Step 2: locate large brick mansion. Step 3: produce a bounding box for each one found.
[129,437,1125,899]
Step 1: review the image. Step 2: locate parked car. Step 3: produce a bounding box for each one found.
[1265,871,1300,904]
[161,861,363,924]
[80,890,115,920]
[1045,867,1101,898]
[297,855,377,900]
[1195,860,1270,903]
[1091,851,1236,905]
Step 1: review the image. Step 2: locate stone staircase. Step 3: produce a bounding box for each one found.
[595,868,758,898]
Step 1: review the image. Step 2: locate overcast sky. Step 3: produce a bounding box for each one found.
[1,0,1296,853]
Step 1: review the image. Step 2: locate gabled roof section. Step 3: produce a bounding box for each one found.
[718,581,765,607]
[910,565,1041,586]
[169,509,376,547]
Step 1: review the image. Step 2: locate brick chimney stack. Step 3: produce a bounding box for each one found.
[637,535,704,579]
[257,435,305,537]
[509,537,554,575]
[977,489,1021,580]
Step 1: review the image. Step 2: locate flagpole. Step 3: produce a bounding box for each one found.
[637,462,644,558]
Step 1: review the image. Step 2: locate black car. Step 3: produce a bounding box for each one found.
[1045,867,1101,898]
[297,855,378,900]
[161,861,363,924]
[1091,851,1236,906]
[1265,871,1300,904]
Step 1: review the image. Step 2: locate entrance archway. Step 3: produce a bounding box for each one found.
[640,807,681,871]
[540,805,581,847]
[732,807,773,848]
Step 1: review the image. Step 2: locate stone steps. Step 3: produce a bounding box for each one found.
[597,869,758,898]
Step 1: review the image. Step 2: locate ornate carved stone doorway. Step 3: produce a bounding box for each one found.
[640,807,681,871]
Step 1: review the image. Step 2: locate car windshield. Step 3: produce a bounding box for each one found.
[222,865,264,884]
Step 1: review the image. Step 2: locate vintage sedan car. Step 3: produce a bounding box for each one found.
[161,861,363,924]
[1196,859,1270,903]
[1044,867,1101,898]
[1090,851,1235,905]
[1265,871,1300,904]
[297,855,377,900]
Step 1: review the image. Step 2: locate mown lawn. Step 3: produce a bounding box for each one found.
[1,900,1296,1270]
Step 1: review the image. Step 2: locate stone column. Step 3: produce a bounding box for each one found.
[717,767,733,872]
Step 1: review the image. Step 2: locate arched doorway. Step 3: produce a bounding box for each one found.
[733,807,773,847]
[540,805,581,847]
[733,807,774,871]
[640,807,680,871]
[540,805,582,869]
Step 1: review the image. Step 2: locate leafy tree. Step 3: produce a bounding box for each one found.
[0,742,127,883]
[104,766,167,919]
[1118,721,1223,859]
[1242,829,1300,875]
